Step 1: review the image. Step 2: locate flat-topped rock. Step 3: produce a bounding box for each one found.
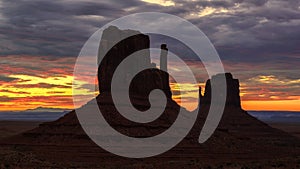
[200,72,241,108]
[98,26,171,98]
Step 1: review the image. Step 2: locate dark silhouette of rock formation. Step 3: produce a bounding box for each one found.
[200,73,241,108]
[98,26,171,98]
[1,26,299,168]
[160,44,168,72]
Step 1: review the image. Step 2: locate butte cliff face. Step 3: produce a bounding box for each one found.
[98,26,171,98]
[200,73,241,108]
[1,26,299,168]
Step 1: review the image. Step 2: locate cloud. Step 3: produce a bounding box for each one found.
[0,55,75,77]
[0,0,147,57]
[240,74,300,101]
[0,89,30,94]
[141,0,175,6]
[0,75,18,82]
[11,83,70,89]
[0,96,17,102]
[0,0,299,62]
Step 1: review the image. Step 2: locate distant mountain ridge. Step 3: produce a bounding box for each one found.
[248,111,300,123]
[0,107,70,121]
[23,107,71,113]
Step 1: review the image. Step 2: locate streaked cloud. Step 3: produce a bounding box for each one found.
[0,55,97,111]
[0,75,19,82]
[141,0,175,6]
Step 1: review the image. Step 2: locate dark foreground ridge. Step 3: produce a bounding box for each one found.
[1,26,299,168]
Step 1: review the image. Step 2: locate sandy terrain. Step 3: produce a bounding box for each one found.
[1,120,299,139]
[0,120,299,168]
[0,121,41,140]
[269,123,300,138]
[2,116,299,141]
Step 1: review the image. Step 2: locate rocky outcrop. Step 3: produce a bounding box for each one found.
[200,72,241,108]
[98,26,171,98]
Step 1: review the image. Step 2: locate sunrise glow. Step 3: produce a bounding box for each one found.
[0,55,299,112]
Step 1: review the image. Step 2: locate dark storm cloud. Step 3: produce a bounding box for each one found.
[187,0,300,62]
[0,0,299,65]
[0,0,145,56]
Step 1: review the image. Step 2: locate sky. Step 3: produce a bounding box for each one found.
[0,0,299,111]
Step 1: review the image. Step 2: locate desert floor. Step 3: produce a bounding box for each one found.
[0,121,41,140]
[269,122,300,138]
[0,121,299,169]
[1,120,299,140]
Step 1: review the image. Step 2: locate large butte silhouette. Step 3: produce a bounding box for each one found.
[1,26,299,168]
